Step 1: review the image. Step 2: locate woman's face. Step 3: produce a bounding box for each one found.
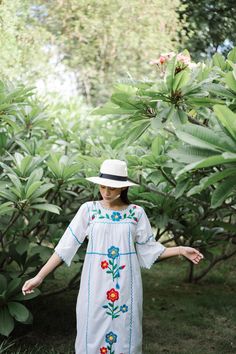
[99,185,124,202]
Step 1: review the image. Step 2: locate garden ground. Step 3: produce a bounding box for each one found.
[2,256,236,354]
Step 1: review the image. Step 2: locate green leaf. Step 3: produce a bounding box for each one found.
[30,203,61,214]
[227,47,236,63]
[225,72,236,92]
[187,168,236,196]
[212,53,226,70]
[0,274,7,293]
[186,97,225,106]
[176,124,236,153]
[25,181,42,199]
[123,119,151,145]
[7,174,22,190]
[214,105,236,140]
[30,183,54,199]
[25,169,44,190]
[172,70,190,91]
[0,202,14,216]
[12,288,40,301]
[0,307,14,336]
[168,146,216,164]
[8,302,29,322]
[165,56,177,91]
[176,154,236,177]
[211,176,236,208]
[6,278,22,297]
[151,135,164,156]
[0,189,17,202]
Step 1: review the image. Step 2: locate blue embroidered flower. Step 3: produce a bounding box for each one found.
[111,211,122,222]
[120,304,128,313]
[105,331,117,345]
[108,246,119,259]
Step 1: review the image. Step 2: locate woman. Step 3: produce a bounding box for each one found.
[22,159,204,354]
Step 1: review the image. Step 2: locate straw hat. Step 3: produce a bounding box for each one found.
[86,159,138,188]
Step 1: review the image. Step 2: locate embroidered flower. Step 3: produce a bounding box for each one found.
[120,304,128,313]
[101,260,109,269]
[100,347,108,354]
[107,288,119,302]
[108,246,119,259]
[111,211,122,222]
[105,331,117,345]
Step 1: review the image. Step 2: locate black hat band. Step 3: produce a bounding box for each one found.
[99,173,127,182]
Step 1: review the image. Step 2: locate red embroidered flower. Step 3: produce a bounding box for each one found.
[120,265,126,269]
[92,215,95,220]
[133,205,137,209]
[101,260,109,269]
[107,288,119,302]
[100,347,108,354]
[133,217,138,222]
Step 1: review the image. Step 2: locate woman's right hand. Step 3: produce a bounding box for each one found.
[22,275,43,295]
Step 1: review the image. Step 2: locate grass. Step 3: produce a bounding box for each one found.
[1,257,236,354]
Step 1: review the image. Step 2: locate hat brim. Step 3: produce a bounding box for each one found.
[86,176,138,188]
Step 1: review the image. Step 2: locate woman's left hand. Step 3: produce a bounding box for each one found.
[180,246,204,264]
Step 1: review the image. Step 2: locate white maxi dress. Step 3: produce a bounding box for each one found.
[54,201,166,354]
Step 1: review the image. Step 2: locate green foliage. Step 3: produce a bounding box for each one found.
[96,46,236,283]
[178,0,236,59]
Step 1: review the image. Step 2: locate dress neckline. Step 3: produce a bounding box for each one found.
[97,201,132,212]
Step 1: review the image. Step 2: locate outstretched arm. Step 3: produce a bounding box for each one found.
[159,246,204,264]
[22,252,62,295]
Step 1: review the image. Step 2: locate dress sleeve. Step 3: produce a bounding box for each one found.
[54,202,90,267]
[135,208,166,269]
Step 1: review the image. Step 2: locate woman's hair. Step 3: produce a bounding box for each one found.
[98,187,131,204]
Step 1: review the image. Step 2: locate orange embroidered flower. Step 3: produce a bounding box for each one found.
[106,288,119,302]
[101,260,109,269]
[100,347,108,354]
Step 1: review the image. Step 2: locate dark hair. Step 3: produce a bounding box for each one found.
[99,187,131,204]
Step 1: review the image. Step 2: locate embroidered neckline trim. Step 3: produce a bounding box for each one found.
[97,201,132,212]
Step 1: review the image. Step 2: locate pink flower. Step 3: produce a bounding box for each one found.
[177,53,191,65]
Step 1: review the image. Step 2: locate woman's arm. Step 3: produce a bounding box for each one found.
[159,246,204,264]
[22,252,62,295]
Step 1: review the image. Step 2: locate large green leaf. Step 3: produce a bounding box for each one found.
[225,72,236,92]
[211,176,236,208]
[214,105,236,140]
[187,168,236,196]
[0,202,15,216]
[176,124,236,153]
[5,278,22,297]
[0,307,14,336]
[30,203,61,214]
[8,301,29,322]
[25,181,43,199]
[29,183,54,199]
[164,56,177,91]
[212,53,226,70]
[172,70,190,91]
[151,135,165,156]
[176,153,236,177]
[168,146,216,164]
[0,274,7,293]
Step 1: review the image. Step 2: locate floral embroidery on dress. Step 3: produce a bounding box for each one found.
[100,331,118,354]
[102,288,128,319]
[101,246,126,289]
[91,205,138,223]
